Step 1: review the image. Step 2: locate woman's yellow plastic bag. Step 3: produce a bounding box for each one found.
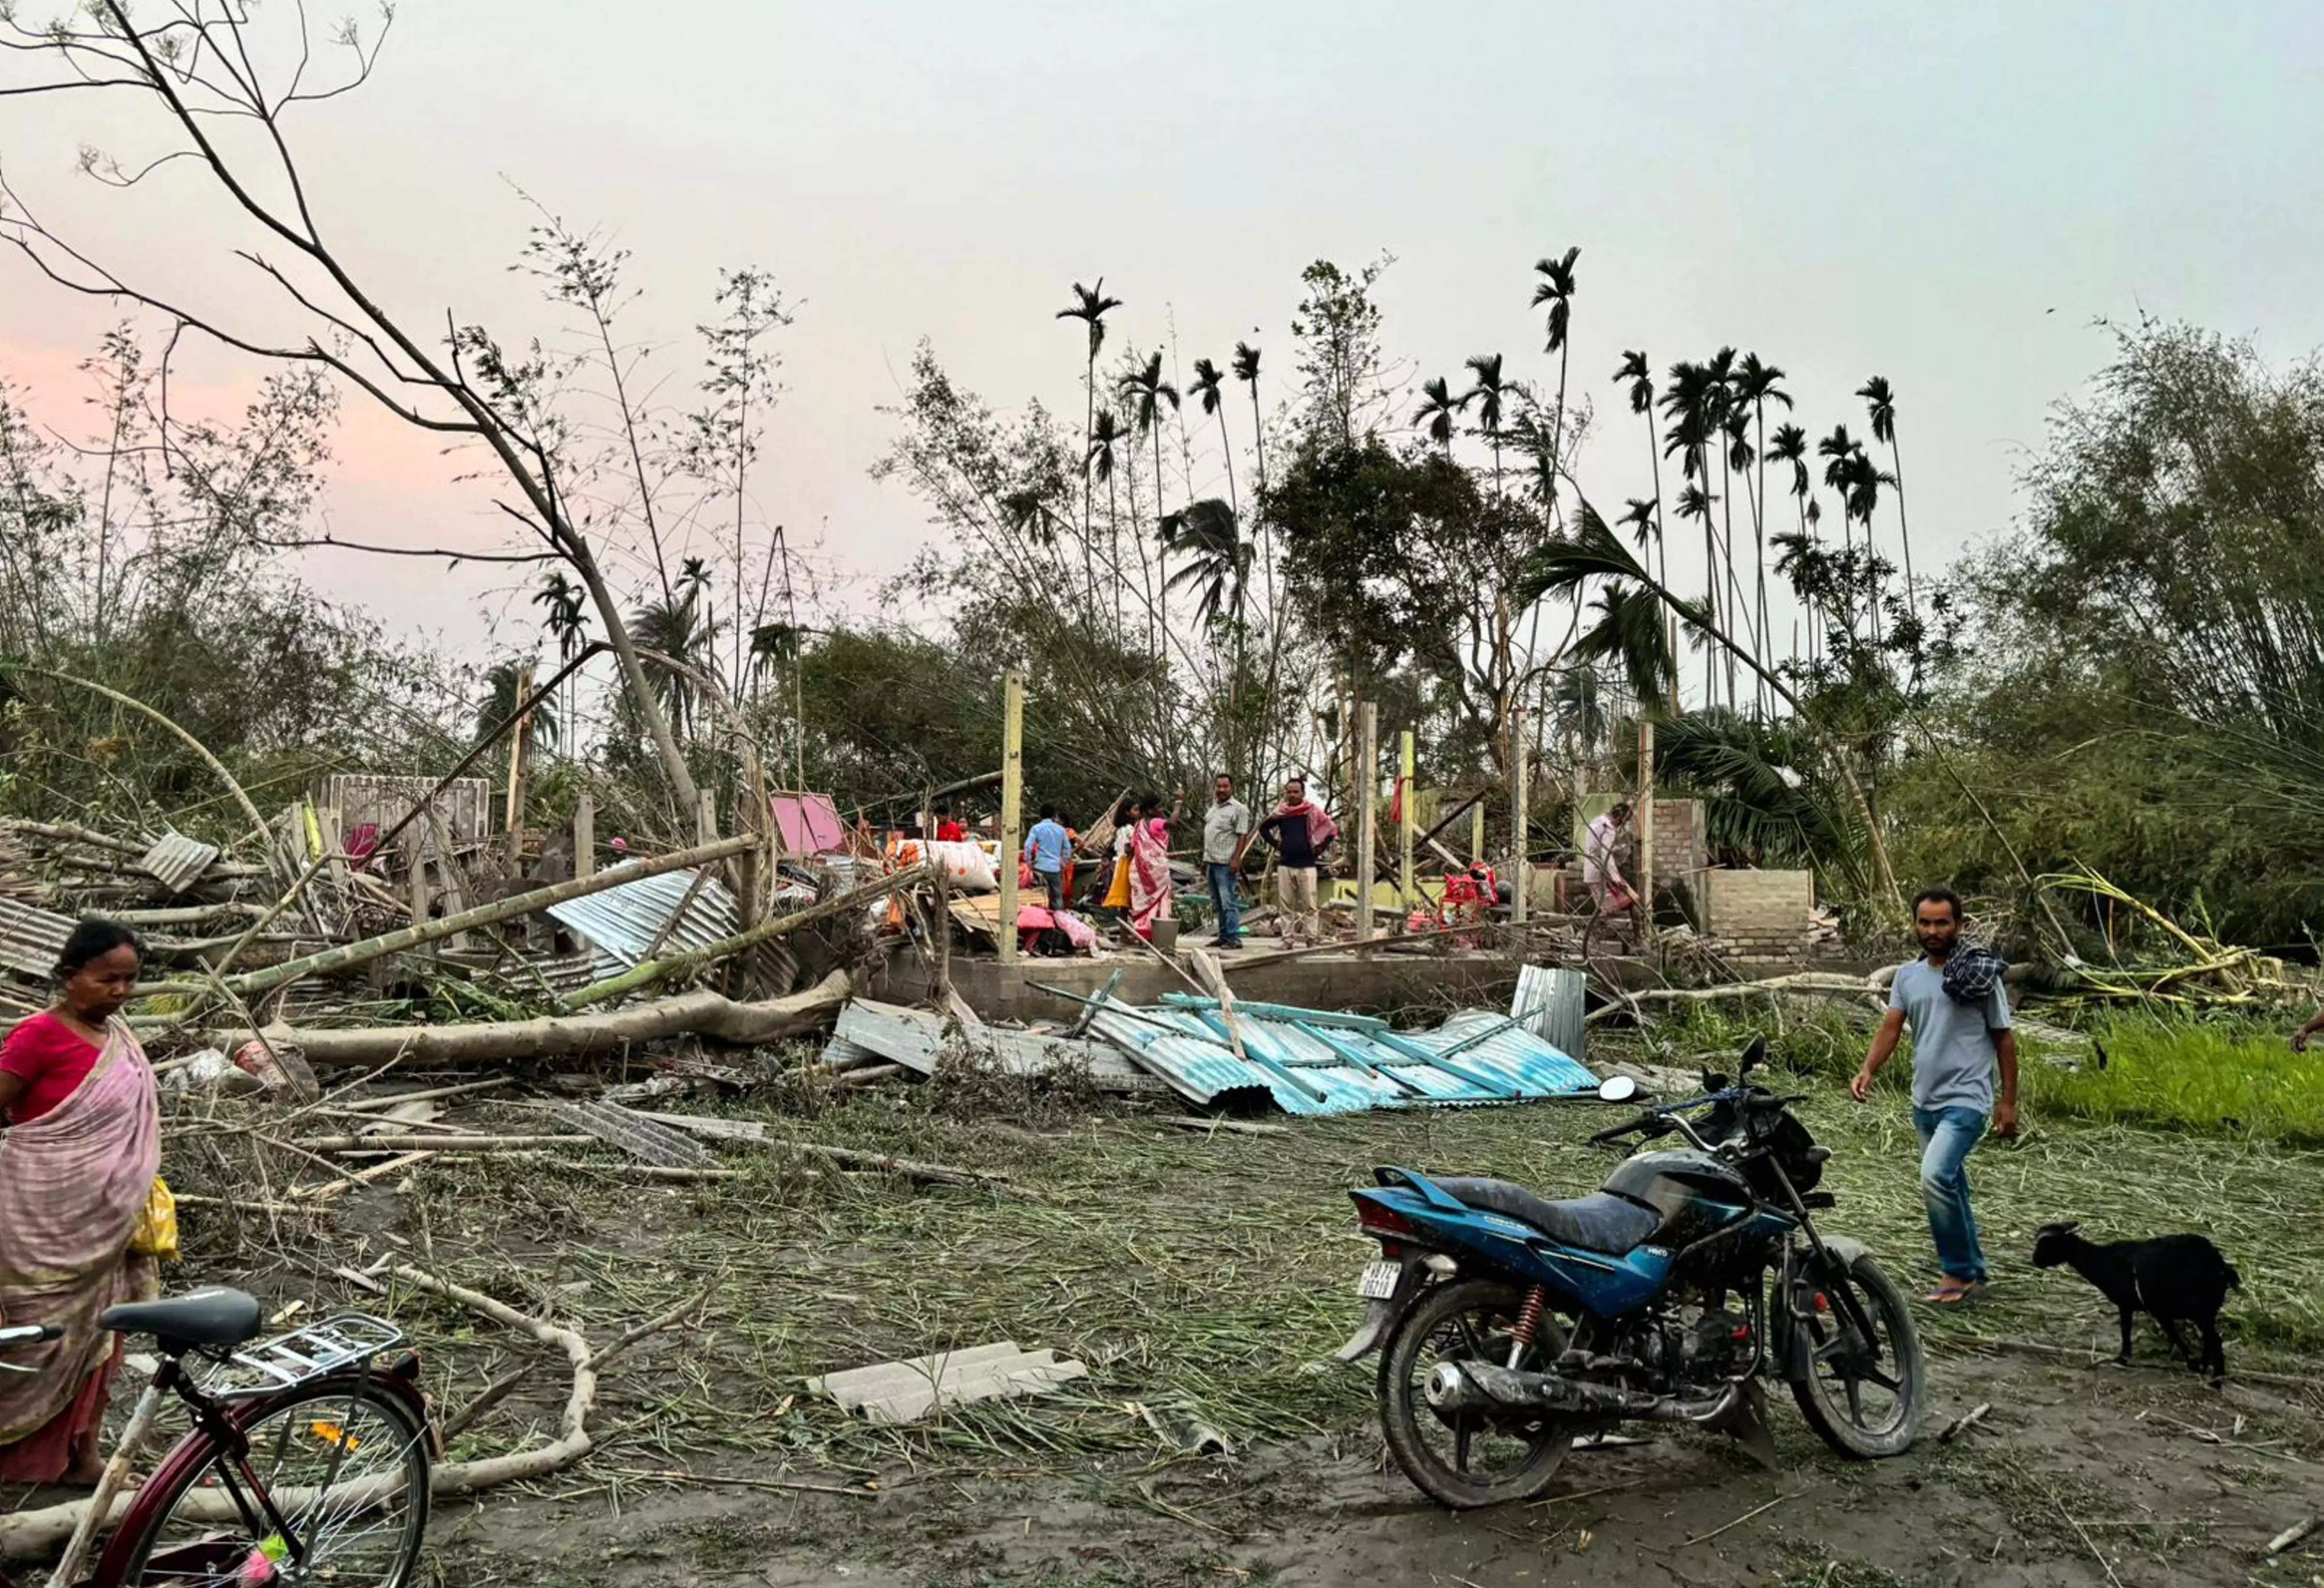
[128,1176,178,1261]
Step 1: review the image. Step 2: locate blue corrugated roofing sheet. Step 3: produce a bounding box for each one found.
[1086,995,1597,1116]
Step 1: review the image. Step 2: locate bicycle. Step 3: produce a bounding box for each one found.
[0,1287,431,1588]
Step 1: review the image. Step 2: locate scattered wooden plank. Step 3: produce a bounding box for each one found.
[806,1341,1088,1424]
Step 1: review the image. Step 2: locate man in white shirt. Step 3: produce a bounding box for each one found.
[1583,801,1636,914]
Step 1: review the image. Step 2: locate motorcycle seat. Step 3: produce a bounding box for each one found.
[1433,1178,1662,1256]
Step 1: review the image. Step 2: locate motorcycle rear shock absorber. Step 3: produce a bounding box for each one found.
[1507,1285,1547,1367]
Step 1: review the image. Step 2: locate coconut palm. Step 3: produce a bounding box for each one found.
[1857,375,1916,619]
[1159,498,1252,631]
[1463,353,1515,496]
[475,658,559,752]
[1056,279,1123,593]
[1413,375,1471,452]
[1530,246,1580,510]
[1189,356,1238,517]
[629,575,719,742]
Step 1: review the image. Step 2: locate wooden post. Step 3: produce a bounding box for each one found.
[1470,801,1485,864]
[1511,706,1529,928]
[997,669,1025,965]
[1638,715,1657,951]
[504,661,535,869]
[696,788,718,848]
[1356,701,1378,941]
[1398,729,1416,908]
[573,793,596,880]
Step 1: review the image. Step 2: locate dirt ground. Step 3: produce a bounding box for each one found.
[430,1343,2324,1587]
[54,1042,2324,1588]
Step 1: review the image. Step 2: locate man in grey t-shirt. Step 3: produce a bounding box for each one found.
[1201,774,1254,949]
[1851,885,2019,1304]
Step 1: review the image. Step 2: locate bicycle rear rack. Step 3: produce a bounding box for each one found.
[202,1312,408,1398]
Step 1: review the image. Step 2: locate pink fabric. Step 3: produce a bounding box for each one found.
[1273,799,1340,850]
[1129,817,1173,934]
[0,1018,160,1472]
[771,793,847,855]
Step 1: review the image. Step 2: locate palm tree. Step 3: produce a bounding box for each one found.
[629,574,719,742]
[1189,357,1237,517]
[1087,407,1126,625]
[475,658,559,753]
[1231,340,1266,495]
[531,569,591,739]
[1463,353,1515,497]
[1817,425,1859,638]
[1117,350,1180,643]
[1413,375,1471,452]
[1767,422,1814,666]
[1159,498,1252,630]
[1661,361,1721,709]
[1730,354,1790,701]
[1056,279,1123,593]
[1530,246,1580,513]
[1857,375,1916,620]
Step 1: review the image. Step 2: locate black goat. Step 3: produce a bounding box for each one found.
[2030,1221,2240,1383]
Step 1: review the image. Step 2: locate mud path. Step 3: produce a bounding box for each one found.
[433,1344,2324,1587]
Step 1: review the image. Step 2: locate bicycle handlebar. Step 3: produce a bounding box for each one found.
[0,1323,61,1346]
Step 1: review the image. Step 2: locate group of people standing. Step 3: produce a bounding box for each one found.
[1019,774,1343,949]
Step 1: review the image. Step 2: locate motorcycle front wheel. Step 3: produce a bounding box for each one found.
[1378,1278,1575,1510]
[1788,1248,1925,1458]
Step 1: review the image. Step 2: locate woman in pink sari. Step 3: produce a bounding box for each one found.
[1126,794,1174,940]
[0,920,160,1487]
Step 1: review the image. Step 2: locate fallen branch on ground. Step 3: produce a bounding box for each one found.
[212,972,851,1068]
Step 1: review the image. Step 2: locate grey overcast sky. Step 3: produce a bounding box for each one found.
[4,0,2321,660]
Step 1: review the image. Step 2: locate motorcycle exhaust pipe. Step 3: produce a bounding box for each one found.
[1425,1360,1740,1426]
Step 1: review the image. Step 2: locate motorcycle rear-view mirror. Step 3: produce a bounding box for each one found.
[1597,1075,1639,1104]
[1740,1035,1769,1073]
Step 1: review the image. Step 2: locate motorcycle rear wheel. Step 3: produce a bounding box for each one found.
[1378,1278,1575,1510]
[1788,1249,1925,1458]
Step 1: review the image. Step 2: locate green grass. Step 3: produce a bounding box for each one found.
[2024,1012,2324,1145]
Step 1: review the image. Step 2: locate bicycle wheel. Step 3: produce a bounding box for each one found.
[111,1378,430,1588]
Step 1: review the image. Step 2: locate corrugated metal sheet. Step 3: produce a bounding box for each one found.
[137,831,221,896]
[545,868,741,981]
[0,895,75,981]
[1513,964,1588,1064]
[1087,994,1597,1116]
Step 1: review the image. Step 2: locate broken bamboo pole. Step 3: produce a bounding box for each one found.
[220,833,757,1000]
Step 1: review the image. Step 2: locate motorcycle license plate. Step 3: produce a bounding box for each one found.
[1355,1260,1402,1300]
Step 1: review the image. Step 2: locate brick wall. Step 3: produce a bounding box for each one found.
[1701,867,1816,956]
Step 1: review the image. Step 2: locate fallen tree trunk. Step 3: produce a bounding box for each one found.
[213,972,852,1067]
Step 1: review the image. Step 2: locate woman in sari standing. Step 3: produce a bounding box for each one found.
[1127,793,1175,941]
[1100,796,1140,922]
[0,920,161,1486]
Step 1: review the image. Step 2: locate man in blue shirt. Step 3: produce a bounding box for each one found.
[1023,805,1073,911]
[1851,885,2019,1304]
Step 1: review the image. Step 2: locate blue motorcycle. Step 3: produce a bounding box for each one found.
[1338,1038,1924,1509]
